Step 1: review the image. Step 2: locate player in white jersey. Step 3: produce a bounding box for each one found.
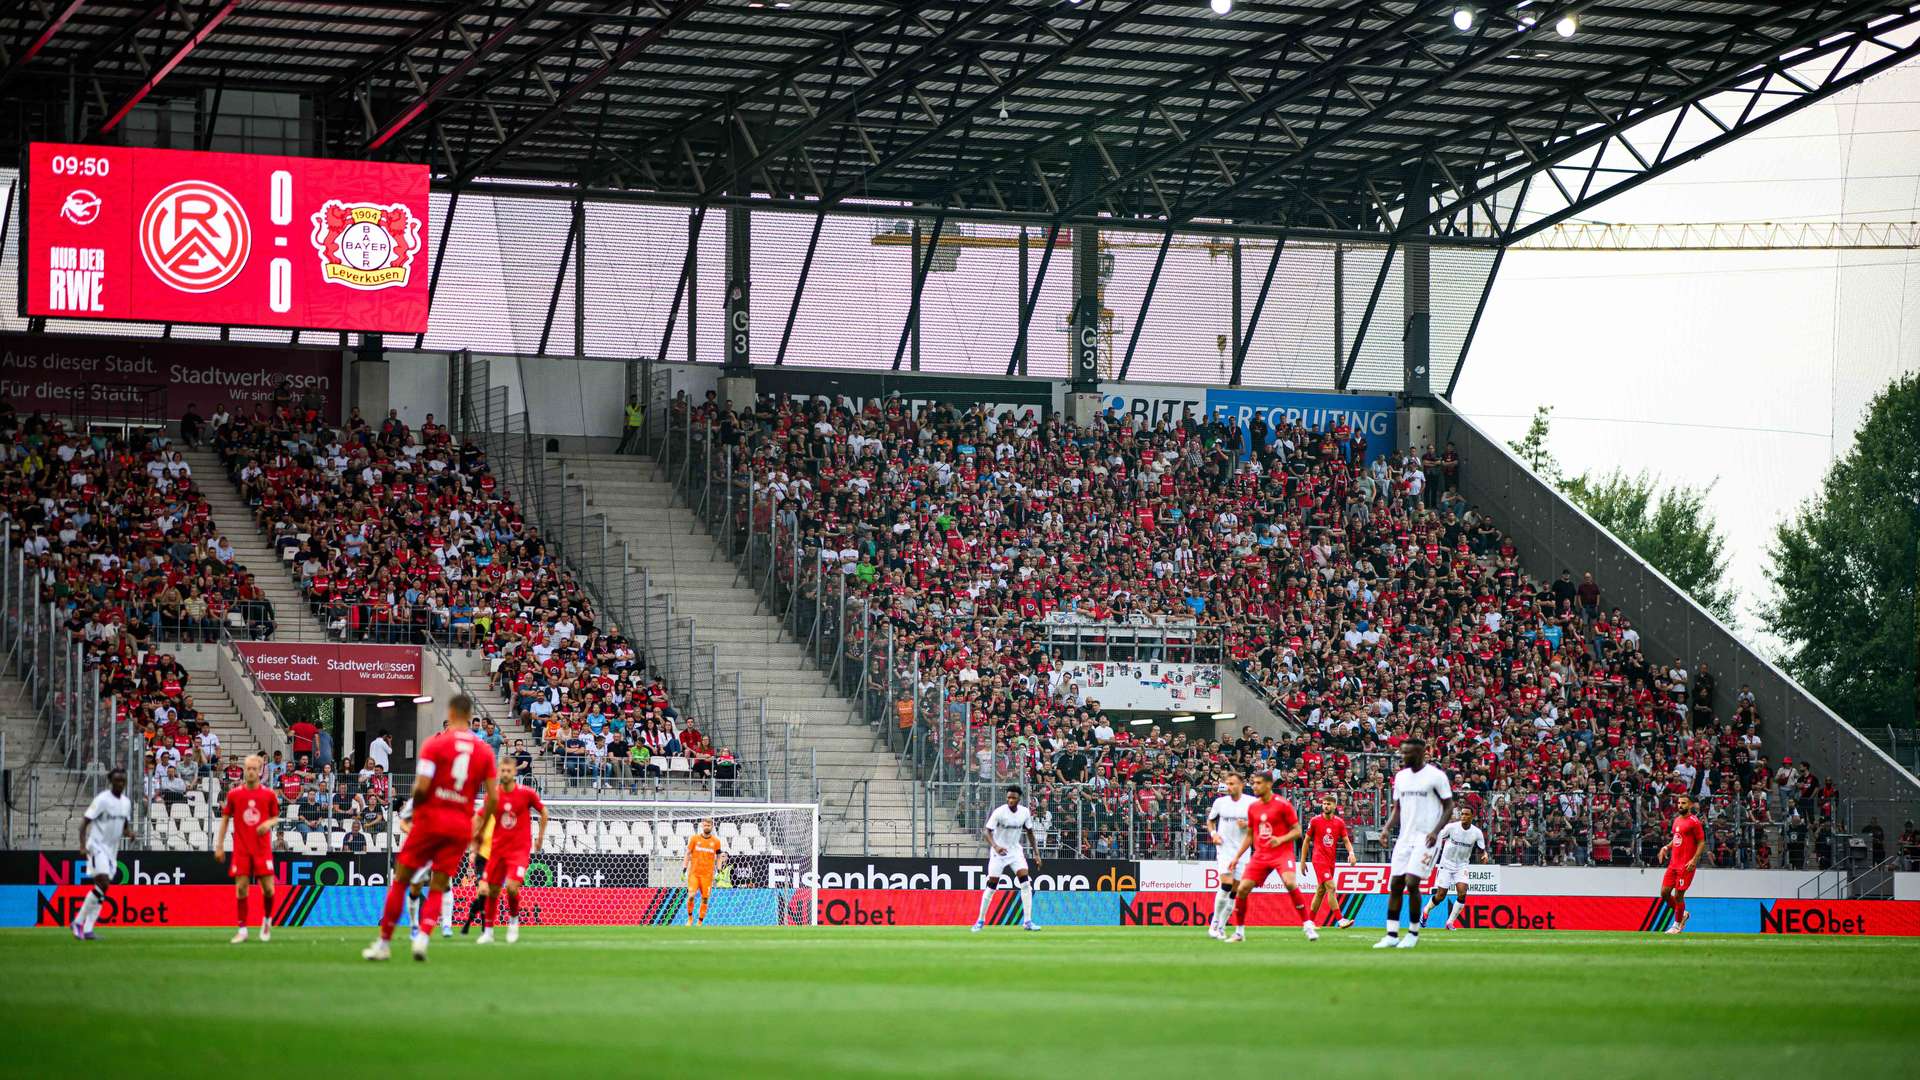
[972,786,1040,933]
[1374,738,1453,950]
[1205,771,1256,939]
[73,768,133,941]
[1420,806,1488,930]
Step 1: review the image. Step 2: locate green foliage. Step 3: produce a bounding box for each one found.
[1512,406,1738,624]
[1563,470,1738,623]
[1761,373,1919,730]
[1506,404,1562,484]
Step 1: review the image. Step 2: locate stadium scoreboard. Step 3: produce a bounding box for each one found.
[18,142,429,333]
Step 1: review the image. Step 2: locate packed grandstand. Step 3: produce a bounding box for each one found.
[0,381,1878,871]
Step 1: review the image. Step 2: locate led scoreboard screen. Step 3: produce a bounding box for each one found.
[19,143,429,333]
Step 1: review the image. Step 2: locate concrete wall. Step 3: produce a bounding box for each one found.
[1431,399,1920,812]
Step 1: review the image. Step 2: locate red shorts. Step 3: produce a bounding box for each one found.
[229,849,275,880]
[398,825,470,877]
[1312,858,1337,885]
[1241,851,1297,887]
[1661,864,1696,893]
[485,853,530,888]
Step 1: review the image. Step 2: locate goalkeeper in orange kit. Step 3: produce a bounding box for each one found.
[685,819,726,926]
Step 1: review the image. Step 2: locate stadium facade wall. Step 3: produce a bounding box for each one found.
[1432,400,1920,814]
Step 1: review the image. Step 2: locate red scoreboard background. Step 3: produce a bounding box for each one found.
[20,143,429,333]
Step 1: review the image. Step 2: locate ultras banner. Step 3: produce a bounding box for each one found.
[754,368,1054,417]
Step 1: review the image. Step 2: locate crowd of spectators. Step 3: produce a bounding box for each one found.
[0,404,280,780]
[205,392,737,795]
[704,391,1849,868]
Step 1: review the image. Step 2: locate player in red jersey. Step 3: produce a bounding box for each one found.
[476,758,547,945]
[213,754,280,944]
[1304,793,1359,929]
[1657,793,1706,934]
[1222,771,1318,942]
[363,694,498,962]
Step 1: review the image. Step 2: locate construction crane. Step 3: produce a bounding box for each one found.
[1513,221,1920,250]
[867,219,1919,377]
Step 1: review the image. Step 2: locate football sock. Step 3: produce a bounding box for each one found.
[507,891,520,919]
[259,890,273,929]
[463,894,487,929]
[1017,880,1033,923]
[975,886,996,923]
[1212,887,1232,928]
[236,893,249,928]
[1232,892,1250,927]
[378,877,409,941]
[77,887,104,931]
[480,896,492,930]
[1671,893,1686,919]
[1386,918,1400,936]
[1285,886,1309,921]
[420,888,447,938]
[441,889,455,927]
[700,896,711,923]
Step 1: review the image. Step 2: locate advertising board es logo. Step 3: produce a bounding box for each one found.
[141,179,251,292]
[60,189,101,225]
[310,200,420,290]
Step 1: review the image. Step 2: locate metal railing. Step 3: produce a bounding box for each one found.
[457,358,800,805]
[1,531,114,772]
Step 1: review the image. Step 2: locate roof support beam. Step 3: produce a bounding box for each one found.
[1115,226,1171,383]
[702,0,1028,199]
[1,0,88,85]
[455,0,707,185]
[367,0,563,151]
[98,0,240,135]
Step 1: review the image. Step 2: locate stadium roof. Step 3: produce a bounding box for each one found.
[4,1,1919,243]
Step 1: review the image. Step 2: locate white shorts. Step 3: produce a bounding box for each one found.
[1433,863,1468,890]
[1214,848,1247,880]
[85,845,118,880]
[1389,836,1436,879]
[986,850,1029,881]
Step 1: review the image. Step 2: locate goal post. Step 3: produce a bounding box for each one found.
[454,800,820,927]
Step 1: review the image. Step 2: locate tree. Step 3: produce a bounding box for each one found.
[1761,373,1918,730]
[1507,404,1562,484]
[1510,406,1738,624]
[1563,471,1738,622]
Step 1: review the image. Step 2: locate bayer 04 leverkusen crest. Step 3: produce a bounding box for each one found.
[309,200,421,290]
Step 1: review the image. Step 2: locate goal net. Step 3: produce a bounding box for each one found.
[443,800,819,927]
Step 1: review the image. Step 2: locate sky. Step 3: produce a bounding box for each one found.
[1454,57,1920,651]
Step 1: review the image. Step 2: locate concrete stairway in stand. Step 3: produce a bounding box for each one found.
[555,451,975,856]
[179,448,331,642]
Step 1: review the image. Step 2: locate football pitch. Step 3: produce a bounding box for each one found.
[2,927,1915,1078]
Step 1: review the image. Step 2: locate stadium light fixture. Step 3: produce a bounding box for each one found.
[1556,12,1578,36]
[1130,717,1153,726]
[412,695,434,705]
[1212,712,1237,721]
[1451,6,1474,31]
[374,699,396,709]
[1169,715,1195,723]
[1208,0,1231,16]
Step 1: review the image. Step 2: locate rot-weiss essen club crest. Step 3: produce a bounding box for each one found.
[310,200,420,290]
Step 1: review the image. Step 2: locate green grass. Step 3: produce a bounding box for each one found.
[1,927,1916,1078]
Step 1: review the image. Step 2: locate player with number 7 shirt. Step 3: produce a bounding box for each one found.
[364,694,498,963]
